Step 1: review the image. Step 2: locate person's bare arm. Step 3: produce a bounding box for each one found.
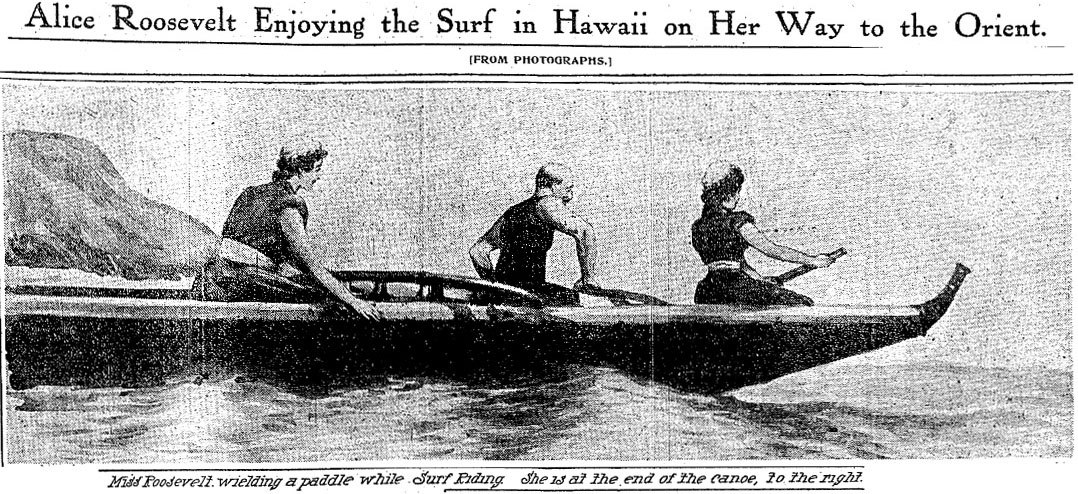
[469,216,505,280]
[279,209,381,320]
[739,222,833,268]
[536,197,600,288]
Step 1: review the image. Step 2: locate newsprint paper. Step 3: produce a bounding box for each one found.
[0,0,1073,492]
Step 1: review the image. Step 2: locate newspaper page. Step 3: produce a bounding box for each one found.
[0,0,1073,492]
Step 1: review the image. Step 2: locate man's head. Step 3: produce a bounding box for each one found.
[536,163,575,203]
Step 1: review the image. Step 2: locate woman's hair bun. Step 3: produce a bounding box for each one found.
[277,144,327,174]
[273,141,327,181]
[701,163,745,204]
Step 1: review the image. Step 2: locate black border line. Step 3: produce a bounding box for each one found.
[0,77,1070,86]
[6,36,875,49]
[444,490,864,492]
[14,37,1054,50]
[99,466,866,472]
[1,229,5,467]
[1,311,4,468]
[0,71,1072,78]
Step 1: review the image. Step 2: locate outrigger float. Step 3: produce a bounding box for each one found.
[4,264,970,392]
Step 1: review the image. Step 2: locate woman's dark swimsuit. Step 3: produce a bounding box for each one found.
[193,180,324,303]
[691,206,813,306]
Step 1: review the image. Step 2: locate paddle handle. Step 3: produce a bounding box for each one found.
[772,248,847,285]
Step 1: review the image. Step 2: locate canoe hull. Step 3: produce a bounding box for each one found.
[575,314,927,392]
[3,264,970,392]
[4,313,580,390]
[3,307,924,393]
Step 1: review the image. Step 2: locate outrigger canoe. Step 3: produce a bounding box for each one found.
[4,264,969,392]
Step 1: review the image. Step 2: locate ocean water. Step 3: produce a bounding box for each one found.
[5,350,1070,462]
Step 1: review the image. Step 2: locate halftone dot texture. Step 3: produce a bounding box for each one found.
[8,85,1063,369]
[3,84,1071,461]
[4,85,1069,367]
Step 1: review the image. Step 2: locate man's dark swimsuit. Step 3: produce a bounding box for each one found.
[692,206,813,306]
[193,180,324,303]
[490,196,578,305]
[495,196,554,286]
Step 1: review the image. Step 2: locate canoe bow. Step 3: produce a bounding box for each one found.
[916,263,972,329]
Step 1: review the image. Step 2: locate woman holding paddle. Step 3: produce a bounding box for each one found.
[692,164,838,306]
[193,142,380,320]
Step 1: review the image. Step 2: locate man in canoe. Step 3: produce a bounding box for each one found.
[193,142,380,320]
[692,164,835,306]
[470,164,603,298]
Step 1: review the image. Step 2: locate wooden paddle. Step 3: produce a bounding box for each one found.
[575,284,670,306]
[770,248,847,285]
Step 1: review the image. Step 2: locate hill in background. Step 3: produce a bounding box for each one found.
[4,130,219,280]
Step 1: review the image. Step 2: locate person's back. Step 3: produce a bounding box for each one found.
[494,196,555,285]
[692,206,754,266]
[221,181,308,266]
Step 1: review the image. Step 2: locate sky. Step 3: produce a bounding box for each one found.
[2,83,1071,370]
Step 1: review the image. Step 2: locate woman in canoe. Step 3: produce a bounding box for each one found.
[193,142,380,320]
[692,164,835,306]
